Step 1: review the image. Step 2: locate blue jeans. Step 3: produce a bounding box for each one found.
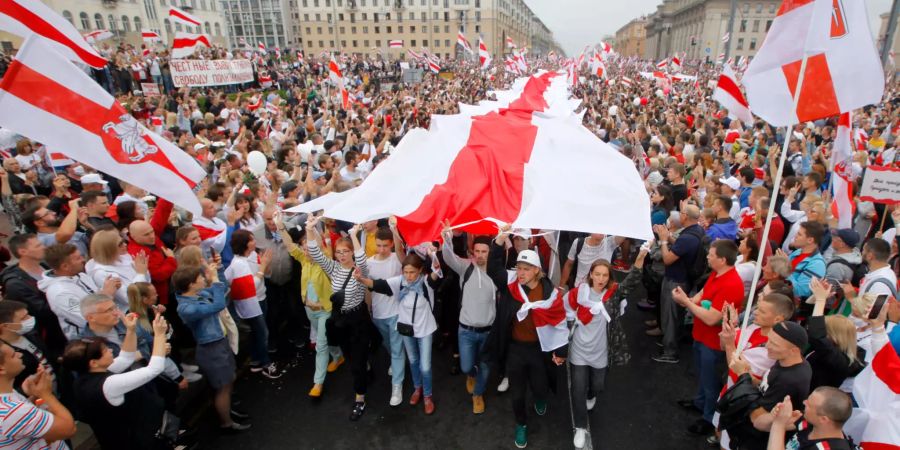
[246,314,270,367]
[306,308,342,384]
[693,341,724,423]
[373,315,405,386]
[402,333,433,397]
[458,326,490,395]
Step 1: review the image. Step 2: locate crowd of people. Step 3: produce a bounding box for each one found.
[0,39,898,450]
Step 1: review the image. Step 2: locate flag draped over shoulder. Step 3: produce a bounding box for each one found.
[317,71,653,246]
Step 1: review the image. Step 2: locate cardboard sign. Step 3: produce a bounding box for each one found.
[859,165,900,204]
[169,59,254,87]
[140,83,160,96]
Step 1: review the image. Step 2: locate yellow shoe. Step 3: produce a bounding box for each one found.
[308,384,323,398]
[472,395,485,415]
[466,376,476,395]
[327,356,345,373]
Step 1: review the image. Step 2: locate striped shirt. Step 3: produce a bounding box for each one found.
[307,241,369,312]
[0,392,67,450]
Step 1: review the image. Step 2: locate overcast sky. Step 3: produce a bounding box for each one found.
[524,0,895,56]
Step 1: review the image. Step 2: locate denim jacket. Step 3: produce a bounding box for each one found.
[176,282,227,345]
[81,322,152,360]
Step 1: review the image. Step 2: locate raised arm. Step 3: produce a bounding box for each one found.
[389,216,406,264]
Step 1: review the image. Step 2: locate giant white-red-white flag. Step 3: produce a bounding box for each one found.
[171,32,210,58]
[844,336,900,450]
[169,6,201,27]
[328,54,349,109]
[743,0,884,126]
[316,72,653,246]
[0,36,207,214]
[0,0,107,68]
[478,37,491,69]
[831,112,855,228]
[713,64,753,124]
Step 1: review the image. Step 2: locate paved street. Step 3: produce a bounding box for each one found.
[191,280,709,450]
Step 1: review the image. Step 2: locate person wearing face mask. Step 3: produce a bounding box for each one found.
[0,300,54,395]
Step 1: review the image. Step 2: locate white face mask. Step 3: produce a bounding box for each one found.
[73,166,85,176]
[15,317,35,335]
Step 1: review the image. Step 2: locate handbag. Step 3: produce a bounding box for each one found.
[329,270,354,323]
[397,288,430,337]
[325,270,355,345]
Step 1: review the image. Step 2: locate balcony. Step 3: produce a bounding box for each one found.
[392,0,405,10]
[347,0,358,10]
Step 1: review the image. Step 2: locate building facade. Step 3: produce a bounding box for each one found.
[0,0,228,53]
[288,0,559,60]
[877,12,899,70]
[615,16,646,57]
[644,0,778,63]
[222,0,294,49]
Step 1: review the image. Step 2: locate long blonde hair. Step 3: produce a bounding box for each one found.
[126,282,155,332]
[824,315,859,365]
[89,229,123,265]
[176,245,204,268]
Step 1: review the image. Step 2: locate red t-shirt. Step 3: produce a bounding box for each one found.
[694,267,745,351]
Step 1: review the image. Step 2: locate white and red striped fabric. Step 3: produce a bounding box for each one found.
[511,281,566,351]
[224,255,263,319]
[296,51,304,64]
[238,37,247,46]
[427,59,441,74]
[316,72,653,245]
[457,31,472,54]
[721,32,730,43]
[716,53,725,64]
[0,0,107,68]
[171,32,210,58]
[257,41,267,54]
[142,48,150,57]
[389,39,403,48]
[620,76,633,87]
[247,95,262,111]
[844,337,900,450]
[192,216,228,255]
[141,29,161,43]
[671,55,682,72]
[0,148,13,160]
[265,102,279,115]
[590,54,605,78]
[169,6,200,27]
[407,48,422,61]
[478,37,491,69]
[713,64,753,124]
[44,149,73,168]
[831,112,856,228]
[328,54,349,109]
[83,29,112,44]
[656,58,668,70]
[0,36,207,214]
[743,0,884,126]
[258,72,272,88]
[506,36,515,48]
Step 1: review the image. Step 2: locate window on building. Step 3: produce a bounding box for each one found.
[352,40,357,47]
[376,39,381,46]
[174,22,181,32]
[743,2,750,13]
[769,2,776,13]
[421,12,426,21]
[756,3,763,13]
[317,27,323,33]
[386,26,391,33]
[303,0,307,5]
[134,17,142,32]
[443,12,448,22]
[326,0,331,6]
[339,14,344,21]
[433,25,438,33]
[766,20,772,31]
[340,26,345,33]
[363,26,368,32]
[475,0,479,6]
[475,11,480,21]
[374,13,379,22]
[327,13,332,22]
[374,0,378,5]
[739,20,746,32]
[364,39,369,46]
[421,0,425,5]
[375,26,380,33]
[121,16,130,32]
[386,12,391,20]
[362,13,367,20]
[107,14,116,31]
[319,40,324,47]
[215,22,221,35]
[749,38,757,50]
[444,39,449,47]
[398,26,403,32]
[475,24,480,32]
[315,13,321,21]
[409,12,414,20]
[411,39,416,46]
[435,39,440,47]
[314,0,319,5]
[338,0,343,6]
[328,26,333,34]
[350,14,355,23]
[433,12,438,20]
[330,40,335,47]
[361,0,366,5]
[62,10,73,25]
[94,13,104,30]
[307,27,312,34]
[736,37,744,50]
[444,25,448,32]
[410,25,415,32]
[352,26,357,33]
[752,20,759,32]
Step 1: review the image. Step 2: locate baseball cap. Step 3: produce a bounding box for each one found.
[719,176,740,191]
[831,228,860,248]
[516,249,542,270]
[193,143,207,151]
[772,321,808,350]
[80,173,108,185]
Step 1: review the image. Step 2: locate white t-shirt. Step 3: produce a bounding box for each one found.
[367,255,402,319]
[567,236,620,283]
[860,265,897,296]
[339,166,364,183]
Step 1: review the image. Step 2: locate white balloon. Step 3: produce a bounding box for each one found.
[633,97,641,107]
[247,151,267,175]
[655,89,664,98]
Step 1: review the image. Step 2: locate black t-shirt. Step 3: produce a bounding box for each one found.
[670,183,688,206]
[758,360,813,413]
[664,224,702,283]
[785,419,855,450]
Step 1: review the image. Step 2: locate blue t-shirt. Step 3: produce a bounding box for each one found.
[665,224,703,283]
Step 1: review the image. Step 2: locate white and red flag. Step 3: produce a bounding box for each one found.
[238,37,247,47]
[713,64,753,124]
[257,41,267,54]
[427,59,441,74]
[0,36,207,214]
[620,76,634,87]
[590,54,606,78]
[171,32,210,58]
[389,39,403,48]
[142,48,150,57]
[83,29,112,44]
[315,72,653,246]
[506,36,515,48]
[716,53,725,64]
[192,215,228,255]
[224,255,263,319]
[478,37,491,69]
[671,55,682,72]
[457,31,473,54]
[0,0,107,68]
[247,95,262,111]
[656,58,668,70]
[743,0,884,126]
[844,336,900,450]
[407,48,422,61]
[830,112,856,228]
[328,54,349,109]
[141,29,161,43]
[169,6,201,27]
[721,32,730,43]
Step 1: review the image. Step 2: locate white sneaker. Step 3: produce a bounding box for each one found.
[181,364,199,373]
[388,367,393,377]
[497,377,509,393]
[586,397,596,411]
[390,384,403,407]
[183,371,203,383]
[573,428,586,449]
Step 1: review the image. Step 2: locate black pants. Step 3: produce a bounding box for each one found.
[331,307,379,396]
[507,341,550,426]
[569,364,607,428]
[264,279,300,349]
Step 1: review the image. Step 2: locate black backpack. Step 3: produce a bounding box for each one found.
[682,226,711,288]
[826,259,868,287]
[565,238,587,288]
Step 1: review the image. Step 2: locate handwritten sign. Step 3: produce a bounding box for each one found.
[140,83,160,96]
[169,59,254,87]
[860,165,900,204]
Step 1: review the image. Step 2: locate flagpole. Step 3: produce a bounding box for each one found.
[736,54,810,355]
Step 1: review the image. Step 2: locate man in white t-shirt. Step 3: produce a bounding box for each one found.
[366,223,406,407]
[338,149,365,186]
[856,238,897,297]
[560,234,625,288]
[218,100,241,134]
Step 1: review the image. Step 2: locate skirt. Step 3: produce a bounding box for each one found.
[195,338,236,390]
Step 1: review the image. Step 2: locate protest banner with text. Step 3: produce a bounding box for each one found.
[859,165,900,204]
[170,59,254,87]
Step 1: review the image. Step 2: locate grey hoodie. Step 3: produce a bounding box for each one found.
[825,249,862,283]
[36,271,94,340]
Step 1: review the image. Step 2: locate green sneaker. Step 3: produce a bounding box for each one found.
[534,400,547,416]
[515,424,528,448]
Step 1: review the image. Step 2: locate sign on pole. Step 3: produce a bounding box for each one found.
[859,166,900,204]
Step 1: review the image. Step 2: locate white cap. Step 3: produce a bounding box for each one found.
[80,173,108,185]
[719,176,740,191]
[194,143,207,151]
[516,249,542,270]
